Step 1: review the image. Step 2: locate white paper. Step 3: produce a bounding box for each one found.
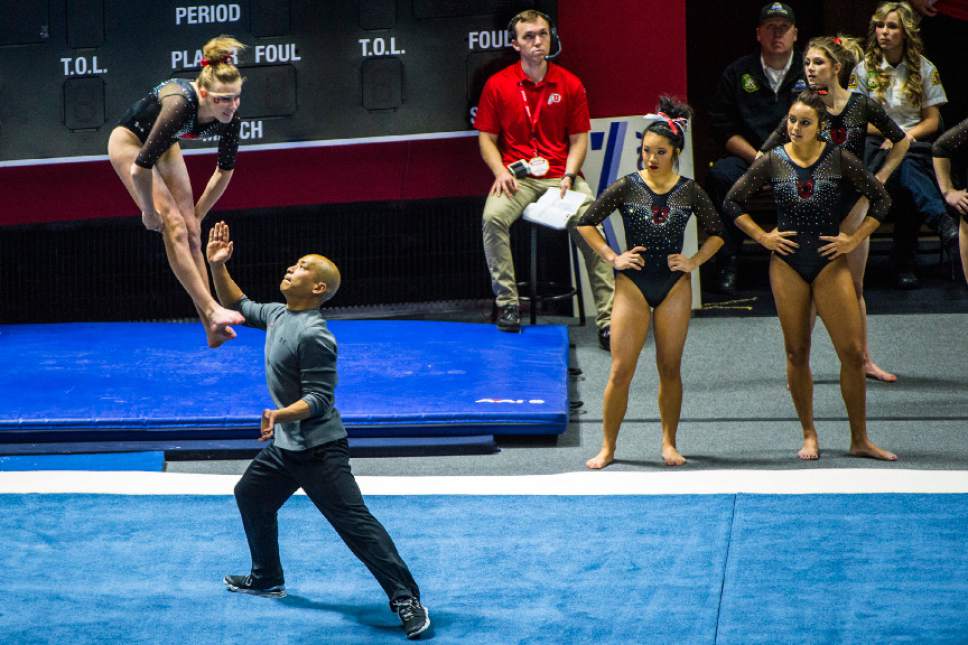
[522,188,587,230]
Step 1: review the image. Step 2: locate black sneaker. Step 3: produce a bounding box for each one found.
[597,325,611,351]
[496,304,520,332]
[393,597,430,639]
[223,574,287,598]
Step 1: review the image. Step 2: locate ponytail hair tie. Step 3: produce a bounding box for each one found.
[200,55,233,68]
[833,36,842,45]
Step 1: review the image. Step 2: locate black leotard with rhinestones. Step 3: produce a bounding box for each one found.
[579,174,725,307]
[933,117,968,222]
[933,117,968,160]
[760,93,905,215]
[723,144,891,283]
[117,78,241,170]
[760,93,905,158]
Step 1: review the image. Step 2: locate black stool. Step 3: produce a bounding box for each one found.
[516,221,587,326]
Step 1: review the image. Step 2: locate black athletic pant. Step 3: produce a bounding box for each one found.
[234,438,419,604]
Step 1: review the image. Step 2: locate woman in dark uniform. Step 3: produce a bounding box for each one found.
[726,90,897,462]
[107,35,246,347]
[759,35,911,382]
[932,117,968,282]
[578,97,724,468]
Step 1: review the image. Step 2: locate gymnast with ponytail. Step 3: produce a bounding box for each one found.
[107,35,247,348]
[578,97,725,469]
[759,35,912,383]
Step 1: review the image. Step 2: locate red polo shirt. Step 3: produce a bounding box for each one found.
[475,62,591,179]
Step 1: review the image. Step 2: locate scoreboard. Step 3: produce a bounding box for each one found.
[0,0,555,162]
[0,0,685,226]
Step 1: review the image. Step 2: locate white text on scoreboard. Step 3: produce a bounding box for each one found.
[175,4,241,25]
[359,37,405,57]
[61,56,107,76]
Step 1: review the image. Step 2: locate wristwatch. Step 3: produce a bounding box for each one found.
[563,172,577,182]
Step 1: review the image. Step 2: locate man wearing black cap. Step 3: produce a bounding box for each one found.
[706,2,806,294]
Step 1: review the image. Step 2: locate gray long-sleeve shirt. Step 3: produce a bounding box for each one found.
[236,297,347,450]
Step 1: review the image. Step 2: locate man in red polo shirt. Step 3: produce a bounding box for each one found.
[475,9,614,347]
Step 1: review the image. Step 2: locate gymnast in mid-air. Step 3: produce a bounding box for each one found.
[578,97,724,469]
[107,35,246,347]
[725,89,896,461]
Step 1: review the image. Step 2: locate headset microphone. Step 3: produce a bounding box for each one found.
[544,31,562,60]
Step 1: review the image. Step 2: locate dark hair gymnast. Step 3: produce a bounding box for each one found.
[791,88,831,134]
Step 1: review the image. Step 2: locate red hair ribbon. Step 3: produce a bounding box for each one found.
[656,111,680,135]
[833,36,842,45]
[200,56,233,68]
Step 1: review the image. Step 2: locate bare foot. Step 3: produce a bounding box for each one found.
[850,440,897,461]
[205,324,237,348]
[864,361,897,383]
[209,305,245,328]
[585,449,615,470]
[141,211,162,232]
[202,307,245,348]
[662,445,686,466]
[798,434,820,460]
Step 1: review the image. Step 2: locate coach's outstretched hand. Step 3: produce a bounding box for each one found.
[207,221,235,265]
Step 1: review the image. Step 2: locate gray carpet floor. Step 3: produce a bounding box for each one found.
[167,312,968,477]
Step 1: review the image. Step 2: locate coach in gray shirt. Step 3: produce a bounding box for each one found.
[206,221,430,640]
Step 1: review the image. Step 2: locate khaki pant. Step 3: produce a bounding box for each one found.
[482,176,614,329]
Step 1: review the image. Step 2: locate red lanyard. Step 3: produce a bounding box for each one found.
[518,84,547,157]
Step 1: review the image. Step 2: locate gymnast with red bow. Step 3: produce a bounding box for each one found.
[107,35,247,348]
[724,89,897,462]
[577,97,724,468]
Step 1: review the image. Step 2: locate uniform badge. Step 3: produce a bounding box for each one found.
[847,73,858,90]
[793,79,807,92]
[931,69,941,86]
[741,73,759,93]
[547,92,562,105]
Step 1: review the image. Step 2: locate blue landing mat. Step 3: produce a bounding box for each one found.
[1,494,965,643]
[0,452,164,471]
[0,435,499,458]
[0,321,568,440]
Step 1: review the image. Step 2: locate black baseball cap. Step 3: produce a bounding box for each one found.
[759,2,796,24]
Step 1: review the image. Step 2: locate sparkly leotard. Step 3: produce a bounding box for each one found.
[579,174,725,307]
[117,78,241,170]
[932,117,968,160]
[723,144,891,284]
[760,93,905,214]
[760,93,905,158]
[933,117,968,222]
